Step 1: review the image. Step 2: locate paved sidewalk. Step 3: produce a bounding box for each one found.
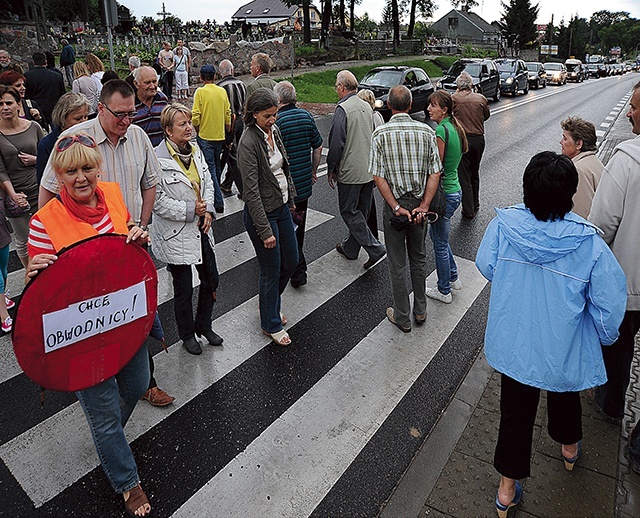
[379,88,640,518]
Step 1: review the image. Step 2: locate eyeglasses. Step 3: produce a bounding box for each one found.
[334,84,342,91]
[56,134,97,152]
[103,104,138,120]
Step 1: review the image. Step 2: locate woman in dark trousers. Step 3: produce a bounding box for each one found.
[238,89,298,347]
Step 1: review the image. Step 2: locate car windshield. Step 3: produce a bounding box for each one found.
[546,63,562,71]
[360,70,402,88]
[526,64,539,72]
[566,63,580,72]
[447,61,481,78]
[497,61,516,72]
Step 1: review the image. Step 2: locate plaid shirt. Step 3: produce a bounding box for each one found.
[369,113,442,200]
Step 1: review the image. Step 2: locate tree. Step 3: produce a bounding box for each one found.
[283,0,312,44]
[407,0,436,39]
[391,0,400,48]
[320,0,332,48]
[451,0,479,12]
[589,10,630,51]
[354,12,378,35]
[500,0,539,48]
[556,16,589,60]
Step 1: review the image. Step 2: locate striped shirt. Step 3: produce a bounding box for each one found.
[133,91,169,147]
[40,117,160,224]
[369,113,442,200]
[27,212,115,256]
[217,75,247,117]
[275,104,322,202]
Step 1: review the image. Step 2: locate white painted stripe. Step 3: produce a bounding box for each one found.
[0,209,334,385]
[600,122,611,128]
[596,130,606,137]
[0,236,388,507]
[605,116,615,121]
[490,84,580,116]
[172,258,487,518]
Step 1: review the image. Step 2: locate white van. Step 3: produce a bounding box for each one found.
[565,59,585,82]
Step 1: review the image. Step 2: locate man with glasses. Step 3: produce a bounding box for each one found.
[39,80,175,408]
[327,70,386,269]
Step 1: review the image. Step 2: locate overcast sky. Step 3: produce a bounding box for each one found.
[123,0,640,27]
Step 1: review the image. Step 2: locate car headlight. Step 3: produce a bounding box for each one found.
[436,80,442,89]
[374,99,384,109]
[505,77,514,84]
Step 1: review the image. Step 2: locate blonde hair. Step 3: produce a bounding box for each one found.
[85,53,105,74]
[73,61,90,78]
[51,132,102,176]
[357,89,376,109]
[160,102,192,132]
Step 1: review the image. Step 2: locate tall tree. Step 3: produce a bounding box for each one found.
[321,0,332,48]
[501,0,539,48]
[407,0,436,39]
[284,0,312,44]
[451,0,479,12]
[391,0,400,49]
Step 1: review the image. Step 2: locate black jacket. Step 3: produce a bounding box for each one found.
[24,67,66,125]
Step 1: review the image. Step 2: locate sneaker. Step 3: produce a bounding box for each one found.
[451,279,462,290]
[141,386,175,407]
[1,316,12,333]
[4,296,14,309]
[427,287,452,304]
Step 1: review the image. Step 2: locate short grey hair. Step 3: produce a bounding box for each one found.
[0,50,9,58]
[274,81,296,105]
[133,65,155,82]
[388,85,412,112]
[336,70,358,92]
[51,92,91,129]
[219,59,234,77]
[456,71,474,91]
[128,55,141,69]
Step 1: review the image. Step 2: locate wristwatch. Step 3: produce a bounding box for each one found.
[392,204,401,214]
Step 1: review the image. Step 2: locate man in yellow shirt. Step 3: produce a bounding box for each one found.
[192,64,231,213]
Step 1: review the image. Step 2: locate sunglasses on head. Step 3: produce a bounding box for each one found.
[56,134,97,152]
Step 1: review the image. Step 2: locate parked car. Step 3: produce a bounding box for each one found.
[436,58,501,101]
[495,58,529,95]
[358,66,435,121]
[611,63,625,75]
[545,62,567,85]
[565,59,586,82]
[526,62,547,89]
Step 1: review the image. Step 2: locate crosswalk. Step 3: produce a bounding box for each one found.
[0,184,488,517]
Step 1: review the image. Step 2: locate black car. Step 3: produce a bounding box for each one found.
[436,58,501,101]
[526,62,547,89]
[358,66,435,120]
[495,58,529,95]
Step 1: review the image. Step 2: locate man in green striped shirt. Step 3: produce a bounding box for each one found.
[370,85,442,332]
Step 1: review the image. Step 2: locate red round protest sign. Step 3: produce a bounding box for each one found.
[12,234,158,392]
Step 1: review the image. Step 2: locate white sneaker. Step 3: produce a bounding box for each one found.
[451,279,462,290]
[427,288,452,304]
[2,316,12,333]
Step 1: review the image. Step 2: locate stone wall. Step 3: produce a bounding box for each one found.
[0,20,56,69]
[356,39,422,60]
[189,35,293,77]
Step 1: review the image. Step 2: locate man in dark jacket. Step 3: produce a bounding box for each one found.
[59,39,75,88]
[24,51,66,126]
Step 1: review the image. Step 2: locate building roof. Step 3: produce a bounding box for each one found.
[231,0,298,23]
[434,9,500,35]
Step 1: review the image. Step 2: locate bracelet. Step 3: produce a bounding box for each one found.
[140,225,149,232]
[392,204,400,214]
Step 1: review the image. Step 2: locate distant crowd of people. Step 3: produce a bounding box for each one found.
[1,38,640,517]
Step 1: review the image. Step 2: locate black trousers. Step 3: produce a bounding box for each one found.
[168,258,219,341]
[458,134,485,218]
[290,198,308,285]
[220,119,244,196]
[595,310,640,419]
[162,70,174,99]
[494,374,582,479]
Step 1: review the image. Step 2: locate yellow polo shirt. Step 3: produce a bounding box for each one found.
[191,83,231,142]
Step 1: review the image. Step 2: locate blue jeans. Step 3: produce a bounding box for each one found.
[75,344,150,493]
[429,189,461,295]
[196,136,224,211]
[244,204,299,333]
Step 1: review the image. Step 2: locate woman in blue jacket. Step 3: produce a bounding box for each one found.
[475,152,626,517]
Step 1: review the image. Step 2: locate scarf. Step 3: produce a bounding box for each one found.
[167,138,192,169]
[60,183,108,225]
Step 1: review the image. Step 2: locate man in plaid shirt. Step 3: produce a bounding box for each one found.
[370,85,442,332]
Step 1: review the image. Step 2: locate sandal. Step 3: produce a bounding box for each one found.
[124,484,151,517]
[262,328,291,346]
[280,312,287,326]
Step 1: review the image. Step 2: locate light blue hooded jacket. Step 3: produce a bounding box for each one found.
[476,204,627,392]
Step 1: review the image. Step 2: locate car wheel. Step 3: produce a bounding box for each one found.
[535,79,539,89]
[493,87,500,102]
[542,79,546,88]
[523,81,529,95]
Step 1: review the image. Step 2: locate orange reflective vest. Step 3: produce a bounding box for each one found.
[36,182,130,253]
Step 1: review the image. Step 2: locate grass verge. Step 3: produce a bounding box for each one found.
[290,58,449,103]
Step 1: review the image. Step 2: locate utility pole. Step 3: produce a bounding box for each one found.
[156,3,172,36]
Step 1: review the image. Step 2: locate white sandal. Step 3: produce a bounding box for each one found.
[262,328,291,346]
